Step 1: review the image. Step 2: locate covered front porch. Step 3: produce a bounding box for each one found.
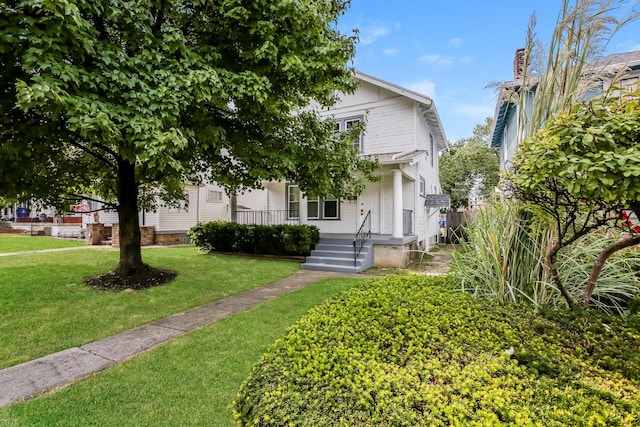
[235,167,416,239]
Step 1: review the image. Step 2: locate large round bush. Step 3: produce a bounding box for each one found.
[234,276,640,426]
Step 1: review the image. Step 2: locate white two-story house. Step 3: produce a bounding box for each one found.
[235,72,449,272]
[80,72,450,272]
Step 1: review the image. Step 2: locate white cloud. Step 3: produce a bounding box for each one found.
[406,80,436,98]
[417,54,473,66]
[359,24,391,45]
[448,37,464,48]
[418,54,453,66]
[383,48,401,57]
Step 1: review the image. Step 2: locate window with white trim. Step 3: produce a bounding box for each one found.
[306,197,340,219]
[335,116,364,152]
[206,190,223,203]
[419,177,426,197]
[287,184,300,219]
[288,185,340,220]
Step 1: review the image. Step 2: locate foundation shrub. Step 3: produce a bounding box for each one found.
[233,276,640,426]
[188,221,319,256]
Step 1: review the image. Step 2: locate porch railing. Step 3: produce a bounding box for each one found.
[236,210,300,226]
[353,210,371,267]
[403,209,413,235]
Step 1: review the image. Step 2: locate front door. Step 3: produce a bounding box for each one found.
[357,182,380,234]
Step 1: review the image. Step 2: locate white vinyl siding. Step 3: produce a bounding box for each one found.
[359,100,415,154]
[158,186,198,232]
[324,82,417,156]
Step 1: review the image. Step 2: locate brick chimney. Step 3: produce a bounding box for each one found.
[513,48,525,80]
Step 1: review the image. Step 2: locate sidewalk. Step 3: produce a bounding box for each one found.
[0,269,352,408]
[0,245,114,257]
[423,244,456,275]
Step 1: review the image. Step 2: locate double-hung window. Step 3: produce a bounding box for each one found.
[287,184,340,220]
[206,190,223,203]
[287,184,300,219]
[335,116,364,152]
[307,197,339,219]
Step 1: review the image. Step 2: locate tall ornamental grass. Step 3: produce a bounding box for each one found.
[451,203,552,306]
[452,203,640,314]
[555,231,640,315]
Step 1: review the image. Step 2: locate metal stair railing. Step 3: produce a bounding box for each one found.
[353,210,371,267]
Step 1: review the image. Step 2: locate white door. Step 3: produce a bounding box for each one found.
[357,182,380,234]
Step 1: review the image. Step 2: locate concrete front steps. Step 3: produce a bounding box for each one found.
[302,237,373,274]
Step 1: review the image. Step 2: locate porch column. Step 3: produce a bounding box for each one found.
[299,192,308,225]
[392,169,403,238]
[229,191,237,222]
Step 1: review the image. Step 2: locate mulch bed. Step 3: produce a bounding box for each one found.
[84,267,177,291]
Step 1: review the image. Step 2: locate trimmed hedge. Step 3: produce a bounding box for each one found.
[233,276,640,426]
[188,221,320,256]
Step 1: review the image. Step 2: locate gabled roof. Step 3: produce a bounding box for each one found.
[591,50,640,69]
[489,50,640,150]
[355,71,448,150]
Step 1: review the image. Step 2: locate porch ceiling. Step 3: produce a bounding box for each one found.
[371,150,427,166]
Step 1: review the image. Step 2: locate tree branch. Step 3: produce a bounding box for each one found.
[61,194,119,210]
[582,233,640,308]
[66,140,118,171]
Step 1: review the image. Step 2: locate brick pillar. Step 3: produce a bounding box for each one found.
[140,226,156,246]
[111,224,119,247]
[86,223,104,245]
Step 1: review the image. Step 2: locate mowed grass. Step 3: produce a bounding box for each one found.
[0,234,86,253]
[0,278,364,426]
[0,246,299,369]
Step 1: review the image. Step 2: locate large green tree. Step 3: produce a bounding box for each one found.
[0,0,377,283]
[439,117,499,209]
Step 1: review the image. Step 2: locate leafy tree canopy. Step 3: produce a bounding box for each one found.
[439,117,499,209]
[510,88,640,216]
[0,0,377,279]
[509,87,640,308]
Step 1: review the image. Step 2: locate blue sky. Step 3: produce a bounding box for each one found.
[338,0,640,142]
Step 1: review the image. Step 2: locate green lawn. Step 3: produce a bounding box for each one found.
[0,246,299,368]
[0,277,364,426]
[0,234,86,253]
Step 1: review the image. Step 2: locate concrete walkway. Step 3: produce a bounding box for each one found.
[0,245,114,257]
[0,269,352,408]
[423,244,455,275]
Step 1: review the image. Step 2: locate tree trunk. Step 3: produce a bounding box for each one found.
[546,241,575,309]
[582,233,640,308]
[115,159,145,277]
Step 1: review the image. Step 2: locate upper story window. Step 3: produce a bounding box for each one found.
[335,116,364,152]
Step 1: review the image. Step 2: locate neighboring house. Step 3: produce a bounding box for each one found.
[236,71,449,272]
[83,182,230,245]
[490,49,640,171]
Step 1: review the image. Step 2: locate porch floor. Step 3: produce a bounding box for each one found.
[319,233,417,245]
